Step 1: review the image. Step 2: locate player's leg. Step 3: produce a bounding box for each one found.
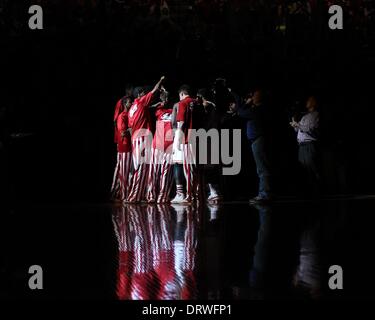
[182,144,196,202]
[206,165,222,204]
[171,162,186,203]
[125,151,133,198]
[146,148,158,203]
[126,138,144,202]
[158,152,174,203]
[118,152,126,201]
[119,151,133,201]
[137,139,151,202]
[111,152,122,201]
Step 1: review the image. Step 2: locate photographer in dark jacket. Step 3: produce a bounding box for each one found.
[238,89,272,203]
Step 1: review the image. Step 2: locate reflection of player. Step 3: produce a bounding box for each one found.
[113,205,157,300]
[127,205,157,300]
[112,206,134,299]
[126,77,165,203]
[152,204,198,300]
[171,204,198,299]
[147,90,174,203]
[112,203,198,300]
[171,85,197,203]
[154,204,176,299]
[111,97,132,201]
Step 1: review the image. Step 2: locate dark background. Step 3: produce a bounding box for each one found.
[1,0,375,205]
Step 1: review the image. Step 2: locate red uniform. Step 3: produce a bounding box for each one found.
[153,106,173,150]
[111,107,132,201]
[127,92,154,202]
[176,96,195,143]
[176,96,197,200]
[146,105,174,203]
[113,99,123,143]
[128,92,154,138]
[117,111,131,153]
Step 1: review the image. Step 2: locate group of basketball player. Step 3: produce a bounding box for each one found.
[111,76,222,205]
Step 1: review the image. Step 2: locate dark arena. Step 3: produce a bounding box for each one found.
[1,0,375,307]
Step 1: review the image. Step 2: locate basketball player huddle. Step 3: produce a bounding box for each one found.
[111,76,222,205]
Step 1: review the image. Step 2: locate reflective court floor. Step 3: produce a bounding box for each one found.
[1,197,375,299]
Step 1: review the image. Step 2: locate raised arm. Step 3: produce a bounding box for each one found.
[140,76,166,107]
[151,76,165,94]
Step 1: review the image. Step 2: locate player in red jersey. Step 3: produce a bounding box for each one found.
[171,85,197,203]
[146,89,174,203]
[126,76,165,203]
[111,96,133,202]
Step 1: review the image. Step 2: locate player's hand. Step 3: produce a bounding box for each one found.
[160,76,165,82]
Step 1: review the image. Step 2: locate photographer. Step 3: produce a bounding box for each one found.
[290,96,321,195]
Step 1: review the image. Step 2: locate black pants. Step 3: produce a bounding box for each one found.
[298,141,321,194]
[204,164,221,186]
[174,163,185,186]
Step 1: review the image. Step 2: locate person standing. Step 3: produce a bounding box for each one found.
[111,96,133,202]
[126,76,165,203]
[146,89,174,203]
[238,89,272,204]
[171,85,196,203]
[196,88,222,203]
[290,96,321,194]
